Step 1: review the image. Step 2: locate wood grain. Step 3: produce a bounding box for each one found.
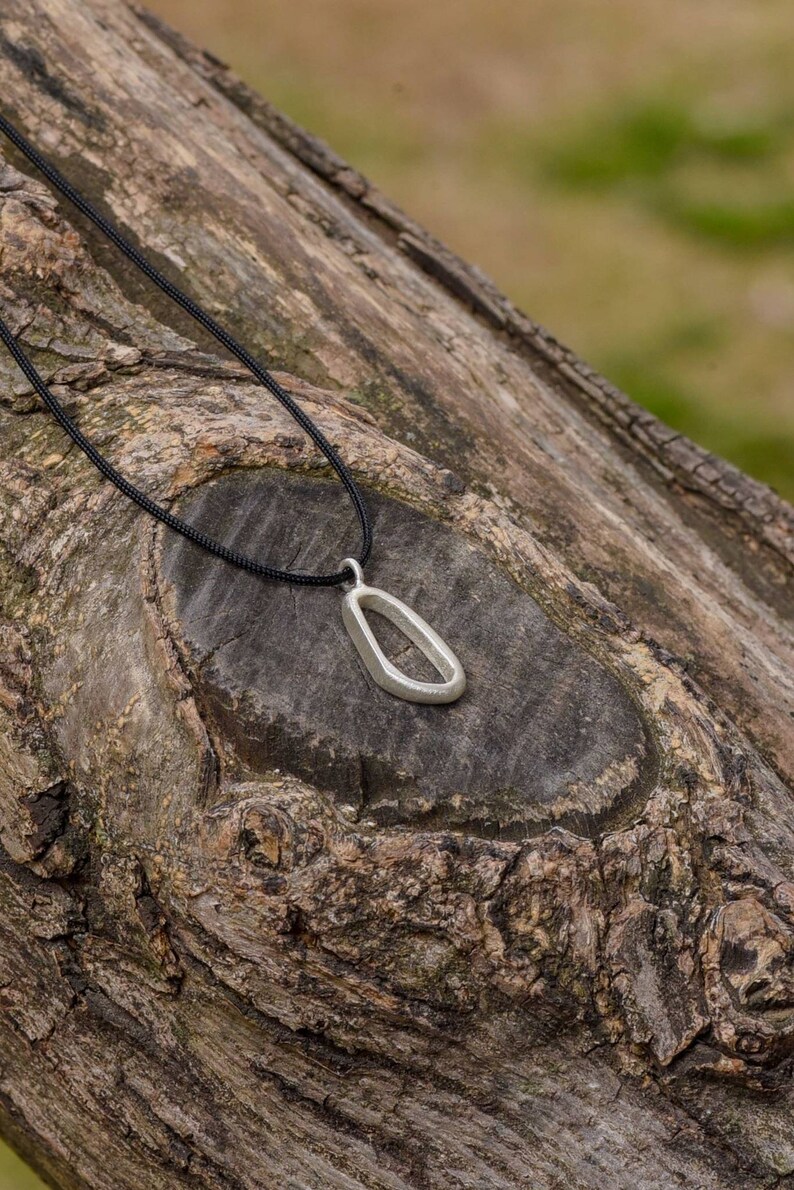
[161,471,653,837]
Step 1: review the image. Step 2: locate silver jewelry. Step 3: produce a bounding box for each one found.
[340,559,466,705]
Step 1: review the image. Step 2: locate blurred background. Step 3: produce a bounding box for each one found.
[1,0,792,1185]
[153,0,794,500]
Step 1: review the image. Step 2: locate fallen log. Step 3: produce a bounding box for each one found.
[0,2,792,1186]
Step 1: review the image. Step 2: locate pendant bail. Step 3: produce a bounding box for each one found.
[341,557,365,589]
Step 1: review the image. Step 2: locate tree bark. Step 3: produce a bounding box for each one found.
[0,2,792,1186]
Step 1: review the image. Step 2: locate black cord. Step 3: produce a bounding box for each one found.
[0,111,372,586]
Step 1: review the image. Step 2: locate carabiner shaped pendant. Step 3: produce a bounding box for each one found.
[339,559,466,705]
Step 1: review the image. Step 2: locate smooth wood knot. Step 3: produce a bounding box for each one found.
[160,471,656,839]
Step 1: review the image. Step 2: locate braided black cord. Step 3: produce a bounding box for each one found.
[0,112,372,586]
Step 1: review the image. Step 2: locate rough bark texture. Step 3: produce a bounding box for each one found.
[0,2,792,1187]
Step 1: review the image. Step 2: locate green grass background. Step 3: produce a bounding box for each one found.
[0,1145,44,1189]
[2,1,793,1185]
[141,0,794,501]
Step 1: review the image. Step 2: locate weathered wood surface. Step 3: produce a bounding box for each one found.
[0,1,792,1187]
[162,472,653,837]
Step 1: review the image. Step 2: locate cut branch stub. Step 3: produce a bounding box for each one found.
[159,471,653,839]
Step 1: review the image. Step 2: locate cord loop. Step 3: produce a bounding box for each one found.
[0,111,373,587]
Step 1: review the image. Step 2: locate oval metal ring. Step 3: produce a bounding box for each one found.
[339,558,466,705]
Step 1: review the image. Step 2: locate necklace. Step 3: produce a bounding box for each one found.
[0,114,466,705]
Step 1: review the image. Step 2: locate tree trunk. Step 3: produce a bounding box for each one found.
[0,2,792,1186]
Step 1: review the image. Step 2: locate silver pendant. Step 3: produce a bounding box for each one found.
[339,559,466,705]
